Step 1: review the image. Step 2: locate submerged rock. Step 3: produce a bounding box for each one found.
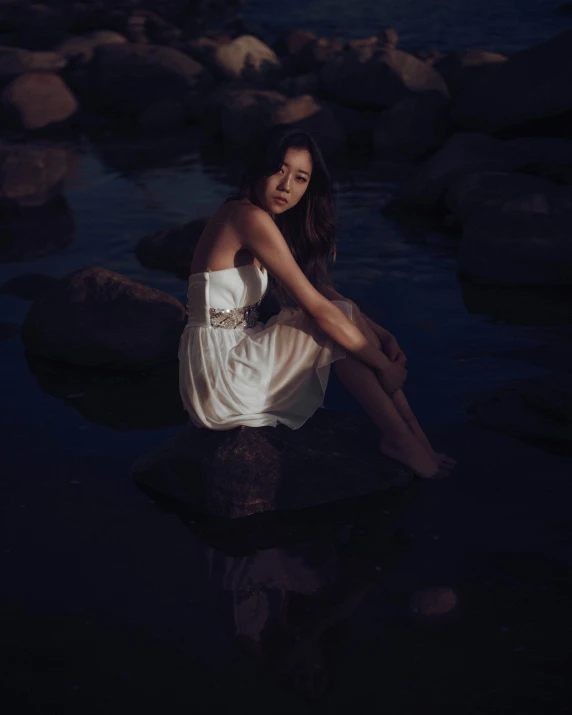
[467,373,572,453]
[21,267,186,370]
[131,408,414,519]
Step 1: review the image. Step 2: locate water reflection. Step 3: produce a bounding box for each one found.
[146,486,416,701]
[25,353,186,431]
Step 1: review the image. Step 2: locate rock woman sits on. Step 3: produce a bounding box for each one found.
[178,125,456,478]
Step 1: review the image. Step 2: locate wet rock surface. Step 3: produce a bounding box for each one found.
[131,408,414,519]
[2,71,79,131]
[21,266,186,369]
[0,143,70,207]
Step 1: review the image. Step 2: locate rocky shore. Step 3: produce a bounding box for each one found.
[1,1,572,505]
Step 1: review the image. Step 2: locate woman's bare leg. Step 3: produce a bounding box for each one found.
[335,314,454,477]
[353,311,455,469]
[333,354,440,478]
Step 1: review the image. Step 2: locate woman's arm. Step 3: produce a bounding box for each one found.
[318,284,392,343]
[236,206,394,375]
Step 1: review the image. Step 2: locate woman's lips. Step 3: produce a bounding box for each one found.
[273,197,287,205]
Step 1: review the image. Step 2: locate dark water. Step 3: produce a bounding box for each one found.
[1,125,572,711]
[245,0,572,54]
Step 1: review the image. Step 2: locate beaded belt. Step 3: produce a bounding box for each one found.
[209,301,261,329]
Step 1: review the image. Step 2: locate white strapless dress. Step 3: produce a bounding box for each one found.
[178,264,352,430]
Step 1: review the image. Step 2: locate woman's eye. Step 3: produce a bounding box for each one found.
[297,177,307,183]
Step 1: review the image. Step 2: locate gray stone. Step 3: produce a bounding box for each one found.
[458,207,572,286]
[55,31,128,67]
[0,143,70,208]
[433,49,507,94]
[319,46,448,110]
[452,30,572,133]
[0,46,67,86]
[271,94,346,156]
[135,218,208,277]
[211,34,282,83]
[89,42,213,116]
[131,408,414,519]
[445,171,572,223]
[399,132,524,207]
[373,90,451,161]
[2,72,78,131]
[467,373,572,451]
[21,267,186,370]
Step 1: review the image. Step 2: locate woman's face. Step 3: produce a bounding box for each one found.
[255,146,313,215]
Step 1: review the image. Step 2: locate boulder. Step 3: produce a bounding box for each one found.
[2,72,78,131]
[373,90,451,161]
[0,196,75,262]
[276,32,343,75]
[219,88,286,149]
[131,408,413,519]
[433,49,507,94]
[0,143,70,207]
[319,46,448,110]
[135,218,208,277]
[137,98,190,134]
[21,267,186,370]
[458,207,572,285]
[89,42,213,117]
[467,373,572,452]
[398,132,524,208]
[271,94,346,156]
[452,30,572,134]
[506,137,572,185]
[210,34,282,83]
[0,46,67,86]
[276,72,319,97]
[445,171,572,224]
[54,31,128,67]
[273,29,317,58]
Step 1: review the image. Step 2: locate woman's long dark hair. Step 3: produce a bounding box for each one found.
[227,125,337,307]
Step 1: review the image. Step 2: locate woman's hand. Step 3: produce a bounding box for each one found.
[381,333,407,366]
[376,361,407,395]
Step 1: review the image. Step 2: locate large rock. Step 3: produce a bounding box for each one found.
[131,408,413,519]
[467,373,572,452]
[0,46,67,86]
[373,90,451,161]
[433,49,507,94]
[458,207,572,285]
[445,171,572,224]
[210,34,282,83]
[319,46,448,110]
[271,94,346,156]
[506,137,572,185]
[0,143,70,207]
[2,72,78,131]
[21,267,186,370]
[89,42,213,116]
[220,88,286,149]
[398,132,525,208]
[55,31,128,67]
[452,30,572,134]
[135,218,208,278]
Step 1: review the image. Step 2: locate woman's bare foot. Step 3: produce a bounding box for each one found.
[379,433,441,479]
[434,452,457,470]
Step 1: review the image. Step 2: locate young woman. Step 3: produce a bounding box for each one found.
[178,126,456,478]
